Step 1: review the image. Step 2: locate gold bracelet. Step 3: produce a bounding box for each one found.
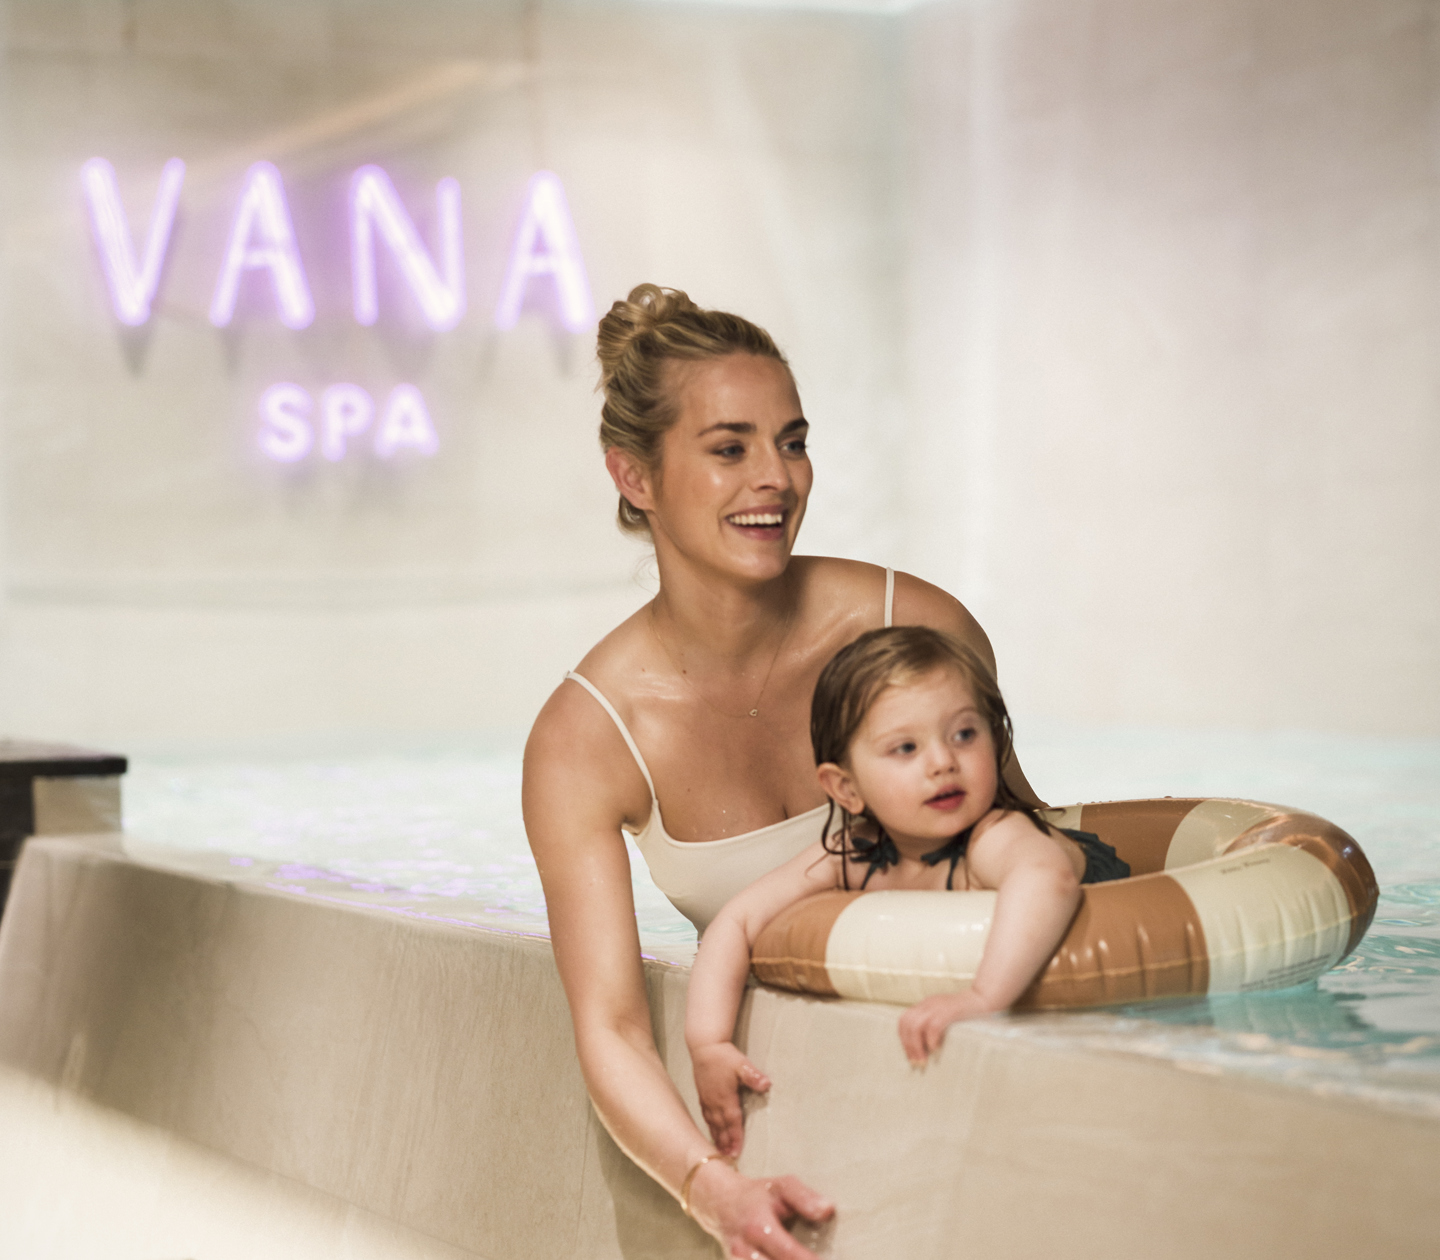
[679,1152,733,1218]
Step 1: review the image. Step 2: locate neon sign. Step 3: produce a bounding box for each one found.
[258,382,438,464]
[495,171,594,333]
[351,165,465,331]
[80,157,186,326]
[210,161,315,330]
[83,160,595,463]
[83,159,591,331]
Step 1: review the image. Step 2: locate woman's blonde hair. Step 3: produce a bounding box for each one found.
[596,283,788,535]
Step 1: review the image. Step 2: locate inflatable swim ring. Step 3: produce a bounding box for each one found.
[750,798,1378,1010]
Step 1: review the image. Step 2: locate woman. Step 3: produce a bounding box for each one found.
[522,285,1041,1260]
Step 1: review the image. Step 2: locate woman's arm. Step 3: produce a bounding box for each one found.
[686,843,837,1157]
[896,814,1080,1063]
[523,684,833,1258]
[890,570,1046,808]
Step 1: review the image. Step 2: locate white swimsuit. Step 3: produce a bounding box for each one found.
[566,568,895,932]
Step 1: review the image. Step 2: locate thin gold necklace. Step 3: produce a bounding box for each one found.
[649,601,795,719]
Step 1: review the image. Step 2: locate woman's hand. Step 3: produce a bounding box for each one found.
[689,1159,835,1260]
[692,1040,771,1157]
[897,990,997,1064]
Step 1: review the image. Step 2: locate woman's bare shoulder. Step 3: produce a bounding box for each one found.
[789,554,884,595]
[790,557,990,657]
[524,602,657,820]
[567,598,657,694]
[788,556,888,626]
[890,570,992,661]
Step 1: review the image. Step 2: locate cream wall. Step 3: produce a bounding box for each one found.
[0,0,903,744]
[0,0,1436,744]
[901,0,1440,735]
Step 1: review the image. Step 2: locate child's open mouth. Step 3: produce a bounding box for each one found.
[925,788,965,811]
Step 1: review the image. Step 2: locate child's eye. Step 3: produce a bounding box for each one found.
[890,740,917,756]
[952,726,978,744]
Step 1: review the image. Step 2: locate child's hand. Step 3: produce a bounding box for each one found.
[898,990,998,1065]
[691,1041,772,1158]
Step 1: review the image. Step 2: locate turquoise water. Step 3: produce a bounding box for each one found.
[123,725,1440,1114]
[1020,725,1440,1039]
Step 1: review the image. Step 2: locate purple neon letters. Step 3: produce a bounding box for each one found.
[82,160,592,333]
[80,158,186,327]
[83,160,593,464]
[259,383,439,463]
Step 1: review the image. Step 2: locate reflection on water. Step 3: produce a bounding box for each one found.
[983,875,1440,1116]
[1145,987,1374,1039]
[1124,979,1440,1061]
[1311,880,1440,1050]
[122,747,694,944]
[1125,878,1440,1048]
[124,726,1440,1113]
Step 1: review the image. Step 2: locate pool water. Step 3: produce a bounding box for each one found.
[122,741,677,941]
[123,725,1440,1116]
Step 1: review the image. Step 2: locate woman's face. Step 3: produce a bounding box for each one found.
[641,353,812,584]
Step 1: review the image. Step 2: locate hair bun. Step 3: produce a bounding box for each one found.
[596,284,699,385]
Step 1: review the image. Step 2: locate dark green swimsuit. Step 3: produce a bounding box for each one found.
[852,824,1130,890]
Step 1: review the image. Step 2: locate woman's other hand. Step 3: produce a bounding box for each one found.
[896,990,997,1065]
[689,1160,835,1260]
[692,1041,771,1157]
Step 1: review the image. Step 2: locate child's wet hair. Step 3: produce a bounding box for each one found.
[810,625,1043,883]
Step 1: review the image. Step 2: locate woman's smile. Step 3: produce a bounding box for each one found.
[725,506,789,541]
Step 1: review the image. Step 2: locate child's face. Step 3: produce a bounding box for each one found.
[819,666,999,852]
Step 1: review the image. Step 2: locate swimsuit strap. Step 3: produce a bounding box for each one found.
[920,824,976,891]
[851,821,975,890]
[569,577,891,819]
[564,671,658,801]
[849,830,901,889]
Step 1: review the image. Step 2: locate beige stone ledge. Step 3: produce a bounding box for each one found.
[0,1065,492,1260]
[0,836,1436,1260]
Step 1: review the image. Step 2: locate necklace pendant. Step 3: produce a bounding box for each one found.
[749,708,759,717]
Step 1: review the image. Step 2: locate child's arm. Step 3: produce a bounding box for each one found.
[897,814,1080,1064]
[685,842,837,1157]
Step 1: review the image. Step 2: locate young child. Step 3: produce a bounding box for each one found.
[684,625,1129,1158]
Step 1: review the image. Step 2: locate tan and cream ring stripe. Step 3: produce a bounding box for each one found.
[750,799,1379,1009]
